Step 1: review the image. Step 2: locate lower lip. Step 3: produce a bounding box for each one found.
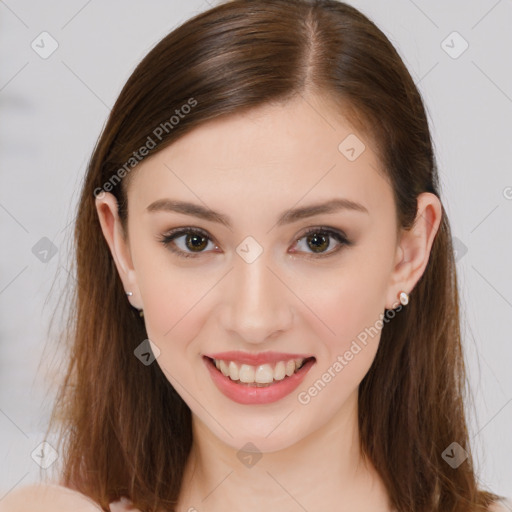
[203,356,316,405]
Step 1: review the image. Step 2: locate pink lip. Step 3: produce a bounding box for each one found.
[203,350,313,366]
[203,355,316,405]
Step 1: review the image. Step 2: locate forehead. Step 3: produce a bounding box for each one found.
[128,95,393,221]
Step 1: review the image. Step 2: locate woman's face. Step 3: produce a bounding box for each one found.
[98,94,409,452]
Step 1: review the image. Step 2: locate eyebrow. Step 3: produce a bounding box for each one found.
[146,197,369,228]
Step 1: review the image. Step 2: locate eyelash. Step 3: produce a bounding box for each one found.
[158,226,352,260]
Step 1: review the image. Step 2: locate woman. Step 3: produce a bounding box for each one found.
[1,1,509,511]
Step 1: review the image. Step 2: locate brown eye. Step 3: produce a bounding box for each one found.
[292,227,351,258]
[306,232,330,253]
[159,228,217,258]
[159,226,351,260]
[183,232,209,252]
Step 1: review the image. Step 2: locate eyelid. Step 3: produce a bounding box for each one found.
[158,225,351,259]
[295,225,349,243]
[291,226,351,259]
[158,226,218,259]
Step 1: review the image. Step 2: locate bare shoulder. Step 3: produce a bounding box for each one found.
[488,498,512,512]
[0,483,103,511]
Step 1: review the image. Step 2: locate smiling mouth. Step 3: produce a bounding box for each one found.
[204,356,316,387]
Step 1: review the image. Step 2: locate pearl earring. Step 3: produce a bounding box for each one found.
[125,291,144,317]
[399,291,409,306]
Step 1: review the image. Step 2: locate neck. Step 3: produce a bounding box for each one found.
[176,390,393,512]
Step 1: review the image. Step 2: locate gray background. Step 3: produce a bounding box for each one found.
[1,0,511,502]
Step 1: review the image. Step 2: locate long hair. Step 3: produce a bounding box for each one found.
[44,1,502,510]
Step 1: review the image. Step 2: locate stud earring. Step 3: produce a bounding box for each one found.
[399,291,409,306]
[126,291,144,318]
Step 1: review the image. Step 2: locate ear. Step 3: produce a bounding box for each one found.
[385,192,443,310]
[95,192,142,310]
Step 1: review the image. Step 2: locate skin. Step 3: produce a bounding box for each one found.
[0,484,103,511]
[95,92,442,512]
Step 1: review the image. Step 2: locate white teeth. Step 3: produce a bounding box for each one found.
[285,360,296,377]
[212,357,309,384]
[228,361,239,381]
[219,360,230,377]
[255,364,274,384]
[274,361,286,380]
[239,364,255,383]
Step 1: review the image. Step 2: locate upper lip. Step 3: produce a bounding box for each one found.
[204,351,314,366]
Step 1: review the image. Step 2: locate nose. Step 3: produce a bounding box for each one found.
[220,252,294,344]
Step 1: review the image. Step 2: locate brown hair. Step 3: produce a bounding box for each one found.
[44,1,503,510]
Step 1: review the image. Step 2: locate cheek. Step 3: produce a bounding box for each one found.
[139,268,207,351]
[295,281,387,411]
[292,252,392,404]
[131,245,206,364]
[140,273,206,387]
[298,254,390,348]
